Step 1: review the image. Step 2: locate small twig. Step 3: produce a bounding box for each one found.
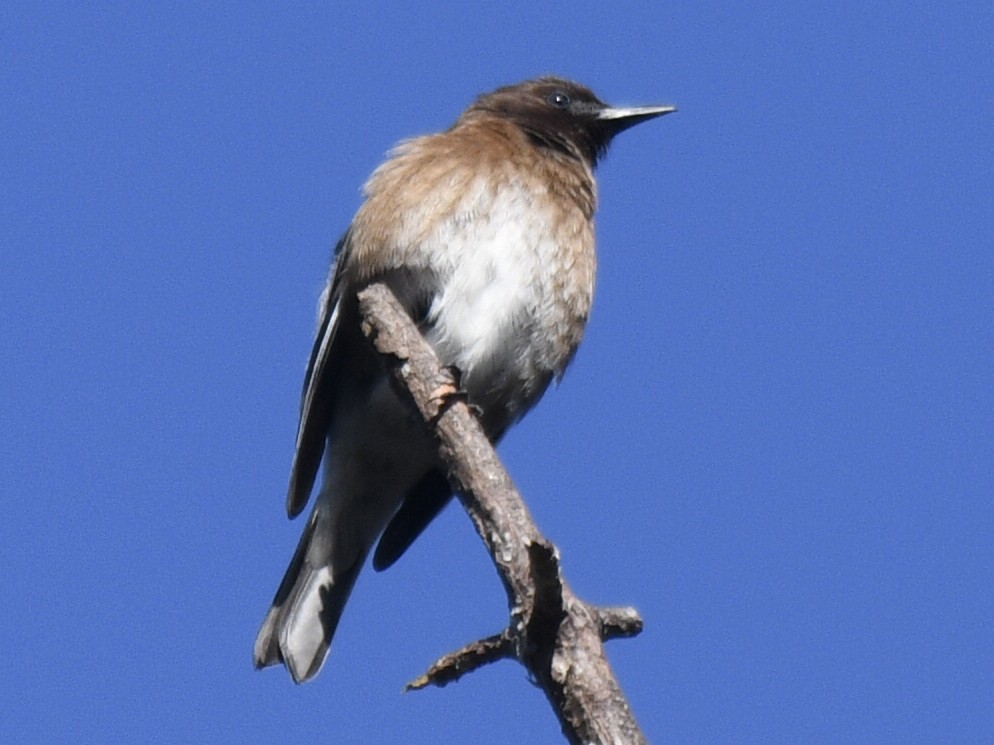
[595,607,644,640]
[405,630,515,691]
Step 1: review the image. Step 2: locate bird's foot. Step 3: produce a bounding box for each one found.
[427,366,482,421]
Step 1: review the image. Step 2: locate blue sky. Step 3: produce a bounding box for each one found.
[3,3,992,743]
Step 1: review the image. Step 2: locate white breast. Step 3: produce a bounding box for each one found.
[418,178,563,384]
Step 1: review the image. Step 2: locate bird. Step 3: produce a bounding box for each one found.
[254,76,675,683]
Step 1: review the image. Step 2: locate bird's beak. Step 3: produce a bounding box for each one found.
[596,104,677,134]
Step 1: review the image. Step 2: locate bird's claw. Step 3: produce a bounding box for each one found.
[427,366,482,420]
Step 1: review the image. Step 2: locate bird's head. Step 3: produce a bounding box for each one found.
[460,76,675,166]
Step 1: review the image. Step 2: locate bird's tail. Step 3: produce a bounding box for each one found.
[253,507,364,683]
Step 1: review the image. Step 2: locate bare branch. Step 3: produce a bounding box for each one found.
[358,283,647,745]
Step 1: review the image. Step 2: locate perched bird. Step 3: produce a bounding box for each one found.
[254,76,675,683]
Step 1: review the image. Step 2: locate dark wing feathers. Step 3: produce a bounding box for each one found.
[372,469,453,571]
[285,232,353,518]
[285,231,455,568]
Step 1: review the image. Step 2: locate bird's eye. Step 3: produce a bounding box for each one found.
[547,91,572,109]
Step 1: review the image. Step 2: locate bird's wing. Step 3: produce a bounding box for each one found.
[285,231,353,518]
